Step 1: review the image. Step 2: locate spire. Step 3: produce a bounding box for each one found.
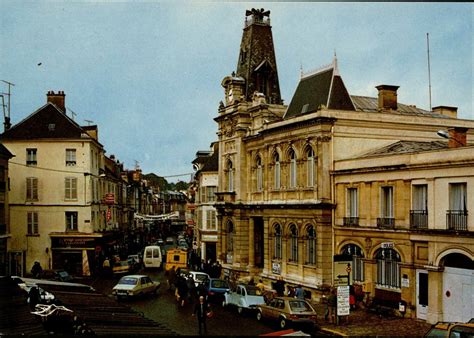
[235,8,282,104]
[333,49,339,76]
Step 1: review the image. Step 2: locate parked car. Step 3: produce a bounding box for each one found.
[204,278,230,302]
[112,274,160,300]
[127,254,142,265]
[256,297,318,330]
[42,269,73,282]
[223,284,265,314]
[11,276,56,304]
[424,321,474,337]
[187,271,210,287]
[113,260,132,275]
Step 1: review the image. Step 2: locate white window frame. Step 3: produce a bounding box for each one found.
[381,186,394,218]
[27,211,39,235]
[65,177,78,200]
[66,149,76,166]
[26,148,37,166]
[347,188,358,217]
[65,211,78,231]
[306,148,315,187]
[26,177,38,201]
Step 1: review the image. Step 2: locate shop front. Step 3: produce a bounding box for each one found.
[50,234,102,276]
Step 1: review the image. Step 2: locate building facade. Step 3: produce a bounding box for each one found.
[0,144,14,275]
[0,91,110,276]
[333,136,474,323]
[213,8,474,306]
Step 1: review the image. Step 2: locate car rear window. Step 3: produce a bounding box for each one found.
[289,300,313,312]
[211,280,229,288]
[246,286,260,295]
[119,277,138,285]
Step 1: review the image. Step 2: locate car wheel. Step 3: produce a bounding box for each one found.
[279,317,287,329]
[237,306,243,315]
[256,310,262,321]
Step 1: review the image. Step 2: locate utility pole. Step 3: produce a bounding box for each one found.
[426,33,432,112]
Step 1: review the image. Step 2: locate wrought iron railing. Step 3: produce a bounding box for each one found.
[377,217,395,229]
[343,217,359,227]
[410,210,428,229]
[446,210,468,231]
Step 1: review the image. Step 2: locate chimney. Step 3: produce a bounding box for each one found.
[432,105,458,118]
[46,91,66,113]
[448,127,467,148]
[376,85,399,111]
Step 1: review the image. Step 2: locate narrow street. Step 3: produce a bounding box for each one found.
[87,269,313,336]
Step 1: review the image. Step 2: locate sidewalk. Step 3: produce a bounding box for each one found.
[311,302,432,336]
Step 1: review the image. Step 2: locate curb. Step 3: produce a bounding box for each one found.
[320,327,347,336]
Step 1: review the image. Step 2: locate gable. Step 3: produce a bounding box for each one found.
[0,103,85,140]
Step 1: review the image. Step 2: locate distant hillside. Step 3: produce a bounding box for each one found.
[143,173,189,191]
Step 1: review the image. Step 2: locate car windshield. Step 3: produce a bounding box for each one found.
[58,271,69,278]
[245,286,260,295]
[118,277,138,285]
[196,274,208,282]
[211,280,229,289]
[289,300,313,312]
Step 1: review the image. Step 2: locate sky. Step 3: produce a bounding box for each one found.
[0,2,472,182]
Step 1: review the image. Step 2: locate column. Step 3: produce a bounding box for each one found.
[249,218,255,268]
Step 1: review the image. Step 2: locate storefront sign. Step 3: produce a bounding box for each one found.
[201,235,217,242]
[272,262,281,275]
[52,237,96,248]
[337,285,350,316]
[105,193,115,205]
[381,242,394,249]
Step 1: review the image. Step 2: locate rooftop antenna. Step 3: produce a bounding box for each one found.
[1,79,15,131]
[66,107,77,121]
[84,119,94,126]
[427,33,432,112]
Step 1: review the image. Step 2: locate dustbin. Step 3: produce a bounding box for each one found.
[399,300,407,317]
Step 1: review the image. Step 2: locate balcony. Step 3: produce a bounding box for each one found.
[410,210,428,229]
[343,217,359,227]
[447,210,468,231]
[377,217,395,229]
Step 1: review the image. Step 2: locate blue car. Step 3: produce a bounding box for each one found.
[204,278,230,303]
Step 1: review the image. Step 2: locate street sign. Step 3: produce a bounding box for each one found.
[104,193,115,205]
[337,285,350,316]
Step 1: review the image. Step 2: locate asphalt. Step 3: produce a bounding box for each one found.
[311,302,432,336]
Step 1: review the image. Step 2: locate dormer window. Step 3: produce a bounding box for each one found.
[48,123,56,131]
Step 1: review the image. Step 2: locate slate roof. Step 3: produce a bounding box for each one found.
[0,103,94,141]
[284,61,448,119]
[0,143,14,158]
[359,140,448,158]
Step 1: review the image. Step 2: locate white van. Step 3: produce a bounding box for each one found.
[143,245,163,269]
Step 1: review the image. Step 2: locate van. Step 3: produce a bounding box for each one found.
[165,248,187,271]
[143,245,163,269]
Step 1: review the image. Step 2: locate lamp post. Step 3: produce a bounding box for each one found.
[437,130,464,146]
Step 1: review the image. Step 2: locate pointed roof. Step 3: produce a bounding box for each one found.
[0,143,14,158]
[284,58,354,119]
[0,103,96,142]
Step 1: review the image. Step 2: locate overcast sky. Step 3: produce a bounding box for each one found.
[1,2,472,182]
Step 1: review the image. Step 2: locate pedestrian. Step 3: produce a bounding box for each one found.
[186,274,197,303]
[256,279,265,295]
[167,267,177,291]
[274,277,285,297]
[28,286,40,310]
[327,288,337,323]
[177,275,189,307]
[102,257,111,278]
[192,295,210,335]
[295,285,305,299]
[31,261,43,278]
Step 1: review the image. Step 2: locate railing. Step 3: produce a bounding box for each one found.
[410,210,428,229]
[343,217,359,227]
[377,217,395,229]
[447,210,468,231]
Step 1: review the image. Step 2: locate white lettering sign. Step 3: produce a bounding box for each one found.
[337,285,350,316]
[381,242,394,249]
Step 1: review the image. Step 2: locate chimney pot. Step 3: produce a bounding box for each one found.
[46,90,66,113]
[432,105,458,118]
[376,84,399,111]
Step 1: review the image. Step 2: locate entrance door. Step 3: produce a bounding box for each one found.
[416,269,428,320]
[254,218,264,268]
[443,267,474,322]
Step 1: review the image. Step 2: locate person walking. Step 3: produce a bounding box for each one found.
[31,261,43,278]
[274,277,285,297]
[176,275,189,307]
[327,288,337,323]
[193,295,210,335]
[295,285,305,299]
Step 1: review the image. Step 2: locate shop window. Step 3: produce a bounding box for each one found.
[341,244,364,282]
[375,248,401,289]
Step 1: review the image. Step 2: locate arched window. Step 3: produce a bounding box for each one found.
[256,155,263,192]
[273,152,280,190]
[273,224,282,259]
[341,244,364,282]
[306,147,315,187]
[375,248,401,289]
[305,225,316,265]
[289,224,298,262]
[226,221,234,264]
[289,149,297,188]
[227,160,234,192]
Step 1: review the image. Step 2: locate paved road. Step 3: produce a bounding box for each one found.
[88,269,317,336]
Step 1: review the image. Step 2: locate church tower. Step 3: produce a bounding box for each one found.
[235,8,282,104]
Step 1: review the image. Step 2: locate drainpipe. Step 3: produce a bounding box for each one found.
[330,125,335,286]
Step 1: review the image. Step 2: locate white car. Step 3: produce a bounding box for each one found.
[223,284,266,314]
[112,274,160,300]
[187,271,210,287]
[11,276,56,304]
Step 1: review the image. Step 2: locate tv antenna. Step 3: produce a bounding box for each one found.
[426,33,432,112]
[66,107,77,121]
[1,79,15,130]
[84,119,94,126]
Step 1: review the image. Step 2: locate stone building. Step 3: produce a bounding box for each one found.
[0,144,14,275]
[0,91,110,276]
[333,134,474,323]
[214,8,474,304]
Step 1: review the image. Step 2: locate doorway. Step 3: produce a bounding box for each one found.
[254,217,264,268]
[416,269,428,320]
